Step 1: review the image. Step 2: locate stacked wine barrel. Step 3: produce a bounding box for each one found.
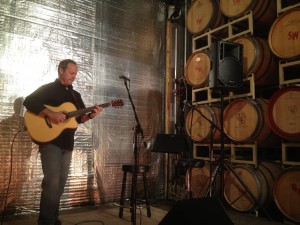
[184,0,300,223]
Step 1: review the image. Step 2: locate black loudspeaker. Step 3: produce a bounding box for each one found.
[209,40,243,90]
[152,134,187,154]
[158,197,234,225]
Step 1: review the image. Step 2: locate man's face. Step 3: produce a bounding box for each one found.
[59,63,78,86]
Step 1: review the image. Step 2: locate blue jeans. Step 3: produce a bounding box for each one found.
[38,144,72,225]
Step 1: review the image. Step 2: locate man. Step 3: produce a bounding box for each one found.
[23,59,102,225]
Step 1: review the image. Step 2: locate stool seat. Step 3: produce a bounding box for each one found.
[119,164,151,220]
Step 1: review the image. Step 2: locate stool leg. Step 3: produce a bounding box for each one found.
[130,172,136,223]
[143,172,151,217]
[119,171,127,218]
[187,166,193,199]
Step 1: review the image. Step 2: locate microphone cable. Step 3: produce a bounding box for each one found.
[0,128,23,225]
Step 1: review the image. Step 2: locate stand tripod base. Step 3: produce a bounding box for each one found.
[224,164,271,212]
[206,160,272,221]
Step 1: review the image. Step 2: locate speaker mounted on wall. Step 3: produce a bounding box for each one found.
[209,40,243,91]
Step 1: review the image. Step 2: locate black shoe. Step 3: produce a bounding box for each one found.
[55,220,61,225]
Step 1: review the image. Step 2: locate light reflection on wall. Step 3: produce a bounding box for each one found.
[0,0,166,214]
[0,36,53,96]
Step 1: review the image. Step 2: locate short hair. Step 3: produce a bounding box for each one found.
[58,59,77,74]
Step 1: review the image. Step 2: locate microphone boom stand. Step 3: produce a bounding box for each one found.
[122,79,145,225]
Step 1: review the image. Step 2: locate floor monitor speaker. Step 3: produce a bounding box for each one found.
[209,40,243,91]
[158,197,234,225]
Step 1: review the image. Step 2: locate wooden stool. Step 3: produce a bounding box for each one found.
[119,164,151,219]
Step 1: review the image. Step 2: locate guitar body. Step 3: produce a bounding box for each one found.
[24,99,123,143]
[24,102,79,143]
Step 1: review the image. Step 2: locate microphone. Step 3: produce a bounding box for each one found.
[119,75,130,82]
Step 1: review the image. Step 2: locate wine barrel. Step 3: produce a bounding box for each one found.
[186,161,221,198]
[223,98,273,144]
[186,0,225,35]
[274,168,300,223]
[266,86,300,142]
[224,164,268,212]
[268,8,300,60]
[257,162,282,207]
[185,51,210,87]
[233,36,278,86]
[220,0,276,31]
[185,105,221,142]
[224,162,282,212]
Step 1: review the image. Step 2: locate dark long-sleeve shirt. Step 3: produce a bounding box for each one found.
[23,79,86,150]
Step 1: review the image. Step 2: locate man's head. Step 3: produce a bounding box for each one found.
[58,59,78,86]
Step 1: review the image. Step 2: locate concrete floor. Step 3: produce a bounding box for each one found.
[1,201,296,225]
[1,204,164,225]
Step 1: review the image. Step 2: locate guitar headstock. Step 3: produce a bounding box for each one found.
[111,99,124,108]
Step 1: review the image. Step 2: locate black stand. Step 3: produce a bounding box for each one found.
[152,134,187,201]
[123,79,145,225]
[187,91,272,221]
[186,102,219,197]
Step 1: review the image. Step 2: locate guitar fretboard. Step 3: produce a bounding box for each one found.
[67,103,111,118]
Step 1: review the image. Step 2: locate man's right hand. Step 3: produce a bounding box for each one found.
[40,108,66,124]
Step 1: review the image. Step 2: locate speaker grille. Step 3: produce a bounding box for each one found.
[219,57,243,87]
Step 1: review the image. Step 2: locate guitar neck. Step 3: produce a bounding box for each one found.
[67,102,111,118]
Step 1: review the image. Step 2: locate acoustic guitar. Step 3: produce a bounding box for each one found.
[24,99,124,143]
